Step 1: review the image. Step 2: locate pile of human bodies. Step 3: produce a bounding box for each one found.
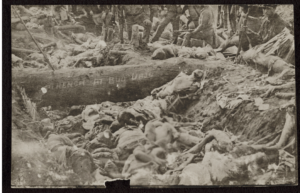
[38,68,295,186]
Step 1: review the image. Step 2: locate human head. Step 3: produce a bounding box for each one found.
[263,4,277,17]
[159,9,167,19]
[158,164,167,174]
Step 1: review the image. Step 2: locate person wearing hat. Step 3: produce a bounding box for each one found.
[258,4,288,43]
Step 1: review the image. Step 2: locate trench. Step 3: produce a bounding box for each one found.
[11,55,296,187]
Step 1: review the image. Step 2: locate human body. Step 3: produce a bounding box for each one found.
[181,5,217,48]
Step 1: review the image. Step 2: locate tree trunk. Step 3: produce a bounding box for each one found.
[12,58,224,108]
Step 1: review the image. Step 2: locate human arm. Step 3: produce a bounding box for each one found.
[75,7,88,19]
[192,10,210,34]
[174,153,195,171]
[133,147,153,163]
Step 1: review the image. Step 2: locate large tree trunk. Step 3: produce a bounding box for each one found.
[12,58,224,108]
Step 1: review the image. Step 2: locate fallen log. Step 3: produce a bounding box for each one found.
[12,58,224,108]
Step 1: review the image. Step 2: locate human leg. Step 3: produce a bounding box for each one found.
[171,15,180,44]
[126,15,135,41]
[150,12,174,42]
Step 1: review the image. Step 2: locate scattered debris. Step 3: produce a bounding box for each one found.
[11,4,296,188]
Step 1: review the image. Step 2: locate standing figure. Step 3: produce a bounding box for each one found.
[182,5,200,30]
[101,5,117,42]
[123,5,152,46]
[74,5,97,33]
[258,4,287,43]
[150,5,160,22]
[90,5,105,36]
[181,5,217,48]
[150,5,182,44]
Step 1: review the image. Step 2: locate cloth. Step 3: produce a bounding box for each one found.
[150,5,160,21]
[114,128,146,150]
[179,163,212,185]
[182,28,217,48]
[47,134,74,152]
[186,5,200,21]
[188,20,199,30]
[124,6,151,43]
[151,11,179,42]
[195,6,214,32]
[182,6,217,48]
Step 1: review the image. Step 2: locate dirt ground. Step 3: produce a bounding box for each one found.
[11,53,296,187]
[11,4,296,187]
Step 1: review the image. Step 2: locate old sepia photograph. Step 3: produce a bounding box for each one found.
[10,4,296,187]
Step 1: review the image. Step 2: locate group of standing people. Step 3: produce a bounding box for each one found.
[60,5,216,48]
[12,4,289,52]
